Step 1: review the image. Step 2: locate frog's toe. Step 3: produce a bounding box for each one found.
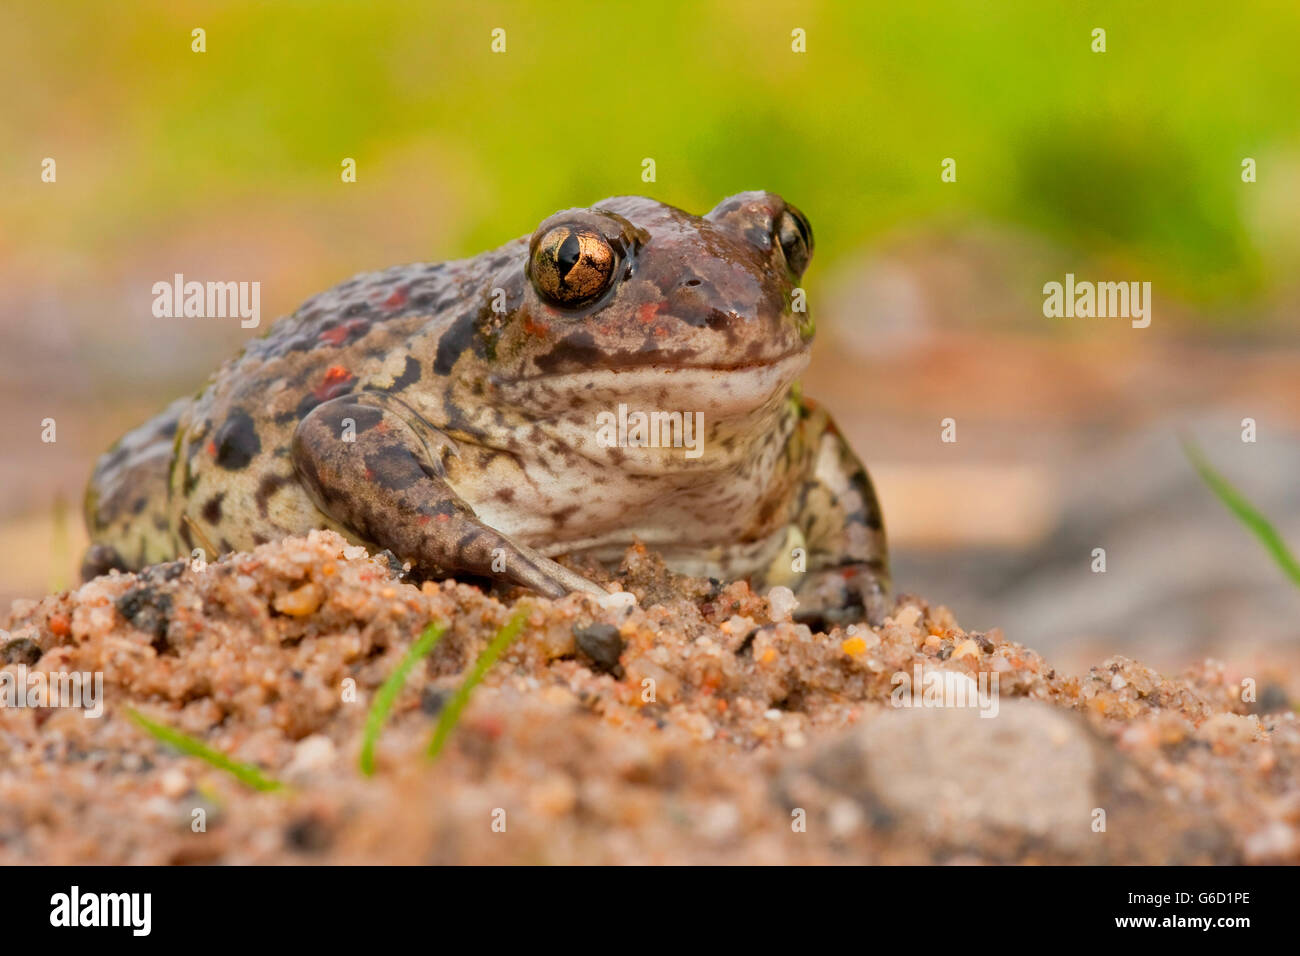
[791,562,892,629]
[80,544,130,582]
[493,544,608,599]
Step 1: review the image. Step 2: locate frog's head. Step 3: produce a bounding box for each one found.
[486,192,814,422]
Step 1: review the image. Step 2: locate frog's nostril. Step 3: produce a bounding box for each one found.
[682,279,702,288]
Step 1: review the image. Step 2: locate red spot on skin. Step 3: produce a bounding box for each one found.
[373,420,390,435]
[206,440,216,457]
[364,468,374,481]
[436,513,450,523]
[417,515,430,525]
[383,287,408,309]
[313,365,356,402]
[522,314,549,337]
[318,317,369,346]
[637,303,661,324]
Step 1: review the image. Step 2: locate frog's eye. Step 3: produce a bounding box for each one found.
[776,205,814,277]
[529,224,618,307]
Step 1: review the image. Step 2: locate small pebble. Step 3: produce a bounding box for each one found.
[1,638,42,666]
[766,586,798,622]
[273,582,324,617]
[529,773,578,817]
[1244,822,1298,863]
[574,623,625,674]
[699,801,741,840]
[160,768,189,798]
[285,734,335,776]
[597,590,637,612]
[828,798,864,837]
[420,686,450,715]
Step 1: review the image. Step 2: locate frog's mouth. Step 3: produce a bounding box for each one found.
[497,350,810,419]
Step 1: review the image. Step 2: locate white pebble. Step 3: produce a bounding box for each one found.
[598,590,637,611]
[699,801,741,840]
[766,586,798,622]
[160,768,189,798]
[1245,822,1298,863]
[828,798,864,837]
[285,734,336,777]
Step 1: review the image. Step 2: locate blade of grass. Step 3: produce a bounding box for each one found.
[428,606,530,761]
[360,619,448,776]
[1182,437,1300,589]
[126,707,285,792]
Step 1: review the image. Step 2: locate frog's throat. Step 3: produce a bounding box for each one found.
[498,365,804,477]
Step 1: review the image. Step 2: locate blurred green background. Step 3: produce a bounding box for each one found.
[5,0,1299,303]
[2,0,1298,672]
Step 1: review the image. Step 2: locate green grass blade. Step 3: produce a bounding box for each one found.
[428,606,530,761]
[1182,437,1300,589]
[360,619,448,776]
[126,707,285,792]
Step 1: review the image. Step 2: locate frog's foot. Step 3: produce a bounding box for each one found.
[83,395,189,576]
[785,401,892,629]
[80,543,131,582]
[292,393,605,599]
[792,560,892,629]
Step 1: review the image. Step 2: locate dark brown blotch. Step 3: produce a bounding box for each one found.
[255,473,291,518]
[201,492,226,525]
[364,445,427,492]
[388,354,422,392]
[213,408,261,470]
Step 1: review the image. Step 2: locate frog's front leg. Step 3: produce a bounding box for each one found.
[788,401,892,626]
[292,393,606,598]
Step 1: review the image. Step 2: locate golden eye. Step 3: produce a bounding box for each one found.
[776,205,814,276]
[529,225,618,307]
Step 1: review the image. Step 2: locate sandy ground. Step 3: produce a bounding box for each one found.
[1,530,1297,865]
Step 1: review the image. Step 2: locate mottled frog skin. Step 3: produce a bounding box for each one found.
[85,192,889,621]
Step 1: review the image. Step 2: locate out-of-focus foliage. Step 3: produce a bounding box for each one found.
[3,0,1298,307]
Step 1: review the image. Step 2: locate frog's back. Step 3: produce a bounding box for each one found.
[83,250,516,573]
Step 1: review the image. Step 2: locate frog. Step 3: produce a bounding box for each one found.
[83,192,890,623]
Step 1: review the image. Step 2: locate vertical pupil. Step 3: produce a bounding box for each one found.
[557,233,582,277]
